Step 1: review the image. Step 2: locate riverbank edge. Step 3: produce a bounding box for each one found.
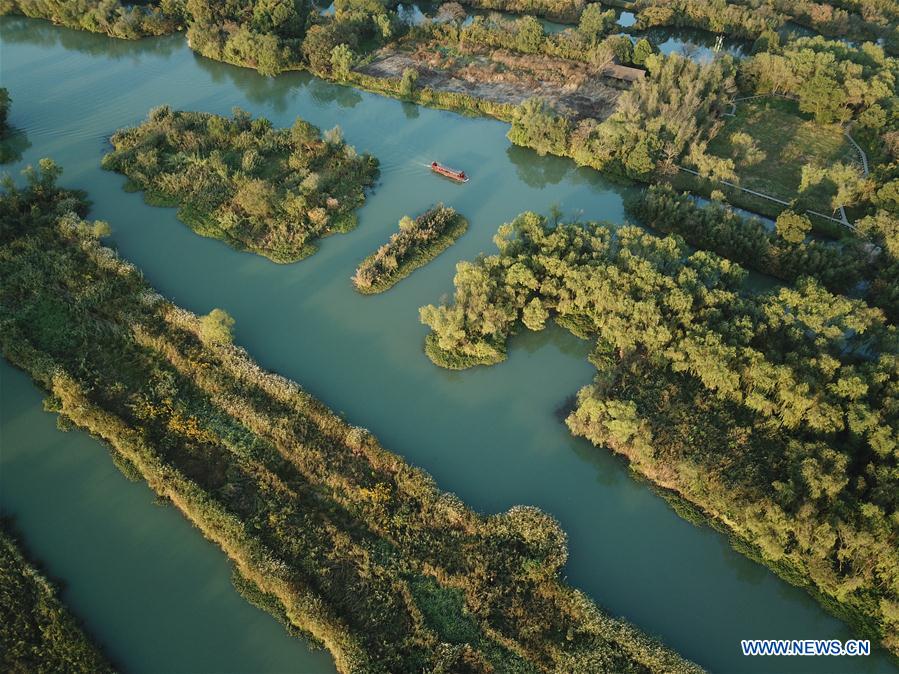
[425,330,898,659]
[564,415,899,662]
[0,338,369,673]
[0,519,118,673]
[353,212,469,294]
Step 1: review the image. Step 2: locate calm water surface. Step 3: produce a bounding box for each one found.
[1,17,896,673]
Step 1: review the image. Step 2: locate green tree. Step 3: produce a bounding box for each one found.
[522,297,549,330]
[199,308,235,344]
[776,210,812,244]
[578,4,615,43]
[828,163,865,212]
[514,16,544,53]
[729,131,765,167]
[798,73,847,124]
[632,38,654,66]
[400,67,419,98]
[625,140,656,176]
[330,43,353,80]
[508,98,570,157]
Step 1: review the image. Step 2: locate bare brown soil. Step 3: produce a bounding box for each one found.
[358,44,622,120]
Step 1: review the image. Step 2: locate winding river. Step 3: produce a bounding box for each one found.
[0,16,896,673]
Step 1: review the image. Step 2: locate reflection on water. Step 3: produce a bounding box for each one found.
[635,26,749,61]
[308,76,364,108]
[191,55,310,110]
[402,101,421,119]
[617,10,636,28]
[0,362,337,674]
[0,126,30,165]
[0,16,183,60]
[506,143,573,188]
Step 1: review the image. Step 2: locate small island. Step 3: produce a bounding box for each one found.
[102,106,379,263]
[353,204,467,294]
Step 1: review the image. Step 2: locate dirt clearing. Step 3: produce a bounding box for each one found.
[358,45,622,120]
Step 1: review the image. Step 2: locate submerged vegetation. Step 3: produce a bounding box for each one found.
[353,205,467,294]
[102,106,378,263]
[420,210,899,655]
[0,520,116,674]
[0,162,703,674]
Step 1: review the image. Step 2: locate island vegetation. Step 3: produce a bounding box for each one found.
[0,160,702,674]
[420,210,899,656]
[352,204,467,294]
[102,106,379,263]
[0,520,116,674]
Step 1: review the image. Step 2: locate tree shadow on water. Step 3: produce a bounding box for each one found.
[0,15,181,61]
[191,54,310,112]
[308,78,363,109]
[0,127,30,166]
[506,143,572,188]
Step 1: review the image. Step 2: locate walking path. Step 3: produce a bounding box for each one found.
[713,94,867,231]
[844,125,870,176]
[677,166,855,230]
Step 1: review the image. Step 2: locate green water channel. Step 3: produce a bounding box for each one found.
[0,16,895,673]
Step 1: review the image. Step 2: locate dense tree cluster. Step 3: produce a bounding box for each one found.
[631,0,783,39]
[300,0,402,77]
[178,0,310,75]
[421,210,899,653]
[627,0,898,52]
[629,185,866,292]
[0,0,179,38]
[0,522,116,673]
[741,36,899,322]
[102,106,378,263]
[353,204,468,294]
[0,0,313,75]
[741,37,898,124]
[778,0,899,50]
[425,11,651,66]
[508,54,736,179]
[0,165,703,674]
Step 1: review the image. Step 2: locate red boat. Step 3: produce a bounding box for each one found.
[431,161,469,183]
